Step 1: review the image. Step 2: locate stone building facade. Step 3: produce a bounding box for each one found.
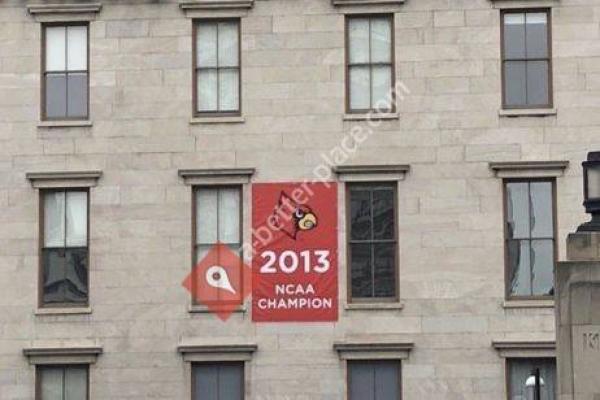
[0,0,598,399]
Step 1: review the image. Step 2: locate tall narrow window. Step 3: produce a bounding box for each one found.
[37,365,88,400]
[348,360,401,400]
[194,20,240,116]
[43,24,89,120]
[504,179,556,298]
[348,183,397,302]
[41,190,89,306]
[502,10,552,108]
[193,362,244,400]
[346,15,394,113]
[507,358,556,400]
[194,187,242,303]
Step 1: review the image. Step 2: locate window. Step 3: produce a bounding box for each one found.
[348,183,397,302]
[501,10,552,108]
[37,365,88,400]
[192,362,244,400]
[504,179,556,298]
[41,190,89,307]
[42,24,89,120]
[194,187,242,302]
[194,20,240,116]
[348,360,401,400]
[346,15,395,113]
[507,358,556,400]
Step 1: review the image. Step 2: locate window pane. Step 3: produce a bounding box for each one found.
[372,188,395,240]
[509,359,556,400]
[371,66,392,112]
[526,12,548,59]
[66,191,87,247]
[67,26,87,71]
[194,364,219,400]
[526,60,549,106]
[370,18,391,63]
[197,24,218,68]
[375,361,400,400]
[46,74,67,119]
[64,248,88,303]
[348,18,370,64]
[41,367,64,400]
[504,61,527,107]
[218,188,240,244]
[197,70,218,112]
[503,13,526,59]
[530,181,553,238]
[218,69,239,111]
[508,240,532,296]
[42,248,66,304]
[196,189,218,244]
[349,66,370,111]
[348,362,375,400]
[506,182,530,240]
[351,243,372,298]
[195,245,211,265]
[532,239,554,296]
[588,167,600,198]
[45,26,66,72]
[64,366,87,400]
[350,188,371,241]
[217,364,243,400]
[218,22,239,67]
[44,191,66,247]
[373,243,396,298]
[67,73,88,118]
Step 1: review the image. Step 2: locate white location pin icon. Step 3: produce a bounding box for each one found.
[205,265,236,295]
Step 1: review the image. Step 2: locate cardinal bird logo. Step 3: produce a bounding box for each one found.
[271,191,318,240]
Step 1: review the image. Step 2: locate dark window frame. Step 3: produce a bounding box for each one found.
[346,182,399,304]
[502,178,558,301]
[345,14,396,114]
[500,8,553,109]
[192,18,242,118]
[191,362,245,400]
[191,185,243,306]
[41,21,90,121]
[347,359,402,400]
[38,188,90,308]
[505,357,557,400]
[35,364,90,400]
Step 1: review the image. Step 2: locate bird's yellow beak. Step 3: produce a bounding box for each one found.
[298,212,317,231]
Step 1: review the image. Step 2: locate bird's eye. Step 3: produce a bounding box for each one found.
[294,209,304,219]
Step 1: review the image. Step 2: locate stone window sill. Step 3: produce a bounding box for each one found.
[345,302,404,311]
[499,108,557,118]
[343,112,399,121]
[35,307,93,316]
[38,120,93,128]
[502,299,554,309]
[190,116,245,125]
[188,304,247,314]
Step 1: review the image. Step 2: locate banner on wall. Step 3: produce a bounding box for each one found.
[252,182,338,322]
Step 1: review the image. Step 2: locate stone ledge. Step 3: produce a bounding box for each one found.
[491,0,559,10]
[35,307,93,316]
[26,170,103,189]
[188,304,247,314]
[178,168,255,185]
[332,0,405,6]
[489,160,569,178]
[492,339,555,358]
[27,3,103,15]
[178,340,257,362]
[38,120,93,128]
[333,341,414,360]
[190,116,245,125]
[180,0,254,10]
[344,302,404,311]
[499,108,557,118]
[23,344,103,365]
[333,164,410,182]
[502,299,554,309]
[343,112,399,121]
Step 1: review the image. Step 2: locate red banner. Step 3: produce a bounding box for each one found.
[252,182,338,322]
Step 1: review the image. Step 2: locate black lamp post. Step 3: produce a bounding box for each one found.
[525,368,543,400]
[578,151,600,232]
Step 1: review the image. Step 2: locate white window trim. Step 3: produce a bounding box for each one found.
[27,3,102,22]
[492,339,556,359]
[334,341,414,360]
[178,168,254,186]
[26,171,102,189]
[23,343,102,365]
[489,161,569,179]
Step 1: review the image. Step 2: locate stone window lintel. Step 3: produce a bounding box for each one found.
[489,161,569,179]
[26,170,103,189]
[334,341,414,360]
